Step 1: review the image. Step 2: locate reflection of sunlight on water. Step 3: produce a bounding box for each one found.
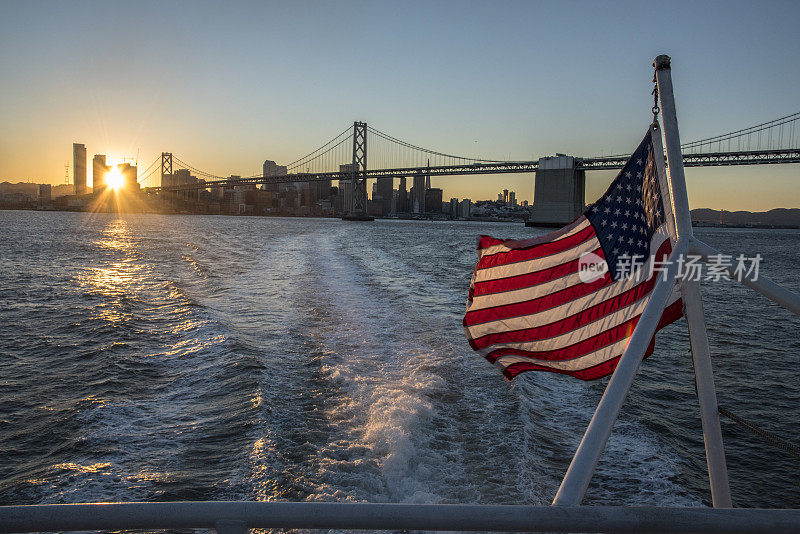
[53,462,112,476]
[249,435,285,502]
[95,218,132,251]
[74,218,146,325]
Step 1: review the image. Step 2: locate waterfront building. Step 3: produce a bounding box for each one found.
[73,143,87,195]
[38,184,51,205]
[338,164,357,214]
[450,198,459,218]
[397,177,408,213]
[92,155,109,194]
[412,173,426,213]
[375,177,393,216]
[459,199,472,218]
[262,160,287,192]
[118,163,139,192]
[173,169,199,201]
[425,188,443,213]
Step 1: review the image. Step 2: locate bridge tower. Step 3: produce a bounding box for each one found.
[160,152,173,188]
[343,121,374,221]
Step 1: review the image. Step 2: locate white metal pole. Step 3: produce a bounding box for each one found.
[553,239,688,506]
[690,238,800,316]
[654,55,732,508]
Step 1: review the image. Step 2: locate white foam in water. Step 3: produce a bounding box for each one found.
[297,231,459,503]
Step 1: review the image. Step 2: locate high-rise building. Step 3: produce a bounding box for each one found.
[92,155,109,193]
[375,177,393,216]
[450,198,459,218]
[503,189,509,204]
[509,191,516,206]
[338,163,357,214]
[262,160,287,192]
[424,188,442,213]
[173,168,199,201]
[397,177,408,213]
[412,173,426,213]
[73,143,87,195]
[118,163,139,192]
[459,199,472,218]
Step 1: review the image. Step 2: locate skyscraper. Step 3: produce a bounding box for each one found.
[412,172,426,213]
[376,177,393,216]
[119,163,138,192]
[92,154,109,193]
[262,160,287,192]
[73,143,86,195]
[397,177,408,213]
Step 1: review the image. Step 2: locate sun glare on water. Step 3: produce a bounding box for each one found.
[105,167,124,191]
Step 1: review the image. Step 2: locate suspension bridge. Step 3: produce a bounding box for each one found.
[135,112,800,222]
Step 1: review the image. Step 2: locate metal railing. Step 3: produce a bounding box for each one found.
[2,502,800,534]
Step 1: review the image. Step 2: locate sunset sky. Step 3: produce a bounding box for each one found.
[1,1,798,210]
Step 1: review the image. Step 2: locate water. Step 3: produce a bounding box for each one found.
[1,210,798,510]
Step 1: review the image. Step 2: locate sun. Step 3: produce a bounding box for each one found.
[105,167,124,191]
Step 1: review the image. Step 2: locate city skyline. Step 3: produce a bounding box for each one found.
[1,1,799,210]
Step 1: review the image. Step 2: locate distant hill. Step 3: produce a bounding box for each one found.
[691,208,800,227]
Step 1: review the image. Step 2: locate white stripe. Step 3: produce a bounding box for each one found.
[467,233,670,337]
[485,290,682,370]
[494,337,631,372]
[474,236,599,283]
[480,218,590,257]
[469,270,587,311]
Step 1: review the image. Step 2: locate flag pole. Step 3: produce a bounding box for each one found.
[552,238,688,506]
[654,55,732,508]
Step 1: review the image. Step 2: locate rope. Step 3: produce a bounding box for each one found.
[718,405,800,460]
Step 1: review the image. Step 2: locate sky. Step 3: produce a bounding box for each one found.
[0,0,798,211]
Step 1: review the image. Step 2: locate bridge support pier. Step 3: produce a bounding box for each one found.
[527,155,585,227]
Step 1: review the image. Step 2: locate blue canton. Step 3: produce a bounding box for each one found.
[584,129,667,280]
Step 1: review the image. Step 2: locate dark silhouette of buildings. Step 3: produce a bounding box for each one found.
[73,143,87,195]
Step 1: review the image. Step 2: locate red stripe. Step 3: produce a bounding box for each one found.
[498,298,684,380]
[478,235,505,249]
[476,225,596,270]
[477,217,587,251]
[471,247,604,297]
[464,239,672,350]
[464,271,612,327]
[467,238,672,351]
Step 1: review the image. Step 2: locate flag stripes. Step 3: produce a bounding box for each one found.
[463,128,683,380]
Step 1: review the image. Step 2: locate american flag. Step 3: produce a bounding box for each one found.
[463,129,683,380]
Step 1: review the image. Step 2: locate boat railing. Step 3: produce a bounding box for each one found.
[1,501,800,534]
